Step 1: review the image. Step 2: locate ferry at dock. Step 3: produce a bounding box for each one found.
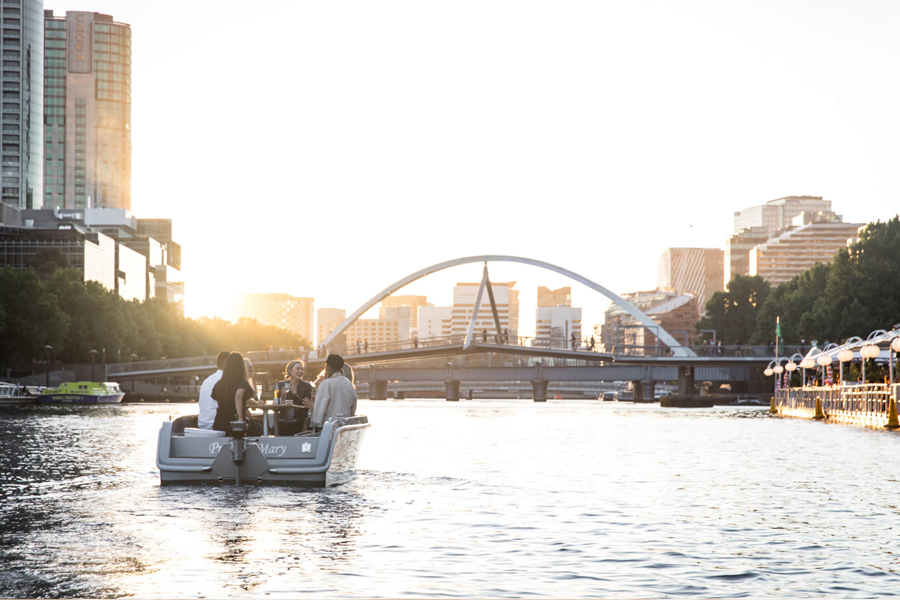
[38,382,125,404]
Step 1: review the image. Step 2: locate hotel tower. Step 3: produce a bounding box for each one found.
[43,10,131,210]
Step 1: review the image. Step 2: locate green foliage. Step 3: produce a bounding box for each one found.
[753,216,900,344]
[695,274,770,344]
[0,267,311,367]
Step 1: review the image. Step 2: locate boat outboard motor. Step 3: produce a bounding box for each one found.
[230,420,246,466]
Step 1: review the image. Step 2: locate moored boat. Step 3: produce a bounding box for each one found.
[156,413,370,487]
[38,381,125,404]
[0,382,39,405]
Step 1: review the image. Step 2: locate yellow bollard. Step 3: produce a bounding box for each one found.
[814,397,826,420]
[886,397,899,429]
[769,395,778,414]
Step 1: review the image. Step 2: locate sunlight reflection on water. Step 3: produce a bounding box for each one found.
[2,401,900,598]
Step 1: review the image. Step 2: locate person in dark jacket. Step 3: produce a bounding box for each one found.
[211,352,263,435]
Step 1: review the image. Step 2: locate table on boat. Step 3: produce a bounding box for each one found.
[254,402,301,437]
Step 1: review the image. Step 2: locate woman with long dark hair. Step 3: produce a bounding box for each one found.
[211,352,263,434]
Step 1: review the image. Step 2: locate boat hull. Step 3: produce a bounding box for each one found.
[38,393,125,404]
[157,416,369,487]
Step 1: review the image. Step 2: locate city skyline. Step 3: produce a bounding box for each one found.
[36,0,900,335]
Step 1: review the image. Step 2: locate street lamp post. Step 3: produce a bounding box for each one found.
[817,353,833,386]
[89,349,98,382]
[891,337,900,385]
[43,345,53,386]
[839,348,854,386]
[860,343,880,385]
[784,353,803,388]
[800,356,816,387]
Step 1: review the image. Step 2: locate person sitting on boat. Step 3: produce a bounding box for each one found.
[309,354,357,431]
[211,352,264,436]
[198,351,229,430]
[276,359,313,435]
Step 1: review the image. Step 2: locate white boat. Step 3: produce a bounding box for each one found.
[156,414,370,487]
[0,382,38,405]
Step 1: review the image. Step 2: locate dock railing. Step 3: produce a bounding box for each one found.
[775,383,899,428]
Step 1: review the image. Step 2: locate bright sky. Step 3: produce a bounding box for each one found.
[45,0,900,336]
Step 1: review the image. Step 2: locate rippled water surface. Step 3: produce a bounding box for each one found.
[2,400,900,598]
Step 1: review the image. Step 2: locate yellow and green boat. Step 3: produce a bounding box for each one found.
[38,382,125,404]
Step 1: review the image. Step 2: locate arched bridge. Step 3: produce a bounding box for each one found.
[322,254,696,357]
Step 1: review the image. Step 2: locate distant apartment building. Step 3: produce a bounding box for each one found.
[749,220,863,286]
[0,0,44,215]
[43,11,132,211]
[450,281,519,338]
[77,208,183,308]
[0,218,116,289]
[600,289,698,353]
[733,195,834,237]
[344,306,410,350]
[381,295,428,333]
[537,286,571,307]
[724,226,769,286]
[657,248,723,314]
[135,219,182,305]
[535,306,582,347]
[535,286,579,346]
[317,307,346,348]
[418,306,452,339]
[2,207,181,304]
[235,293,314,342]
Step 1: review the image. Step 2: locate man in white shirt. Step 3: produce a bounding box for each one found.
[198,351,229,429]
[310,354,357,429]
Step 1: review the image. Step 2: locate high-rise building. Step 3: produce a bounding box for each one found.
[235,293,314,343]
[733,196,835,237]
[724,226,769,286]
[381,295,428,332]
[450,281,519,338]
[537,286,571,307]
[317,308,346,347]
[43,11,131,211]
[0,0,43,215]
[657,248,723,314]
[418,306,452,339]
[535,306,581,347]
[344,306,411,350]
[749,220,863,286]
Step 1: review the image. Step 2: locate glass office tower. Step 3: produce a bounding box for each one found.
[44,10,131,210]
[1,0,43,211]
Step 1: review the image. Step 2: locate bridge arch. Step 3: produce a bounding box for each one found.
[322,255,694,357]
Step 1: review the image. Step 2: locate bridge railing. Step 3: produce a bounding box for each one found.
[107,355,218,376]
[107,348,312,376]
[342,334,609,354]
[610,344,808,358]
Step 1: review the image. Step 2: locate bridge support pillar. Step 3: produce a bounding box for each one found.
[369,380,388,401]
[445,380,460,402]
[645,380,655,401]
[532,380,548,402]
[678,366,695,396]
[632,380,644,402]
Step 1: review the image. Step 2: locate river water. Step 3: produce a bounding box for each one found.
[1,400,899,598]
